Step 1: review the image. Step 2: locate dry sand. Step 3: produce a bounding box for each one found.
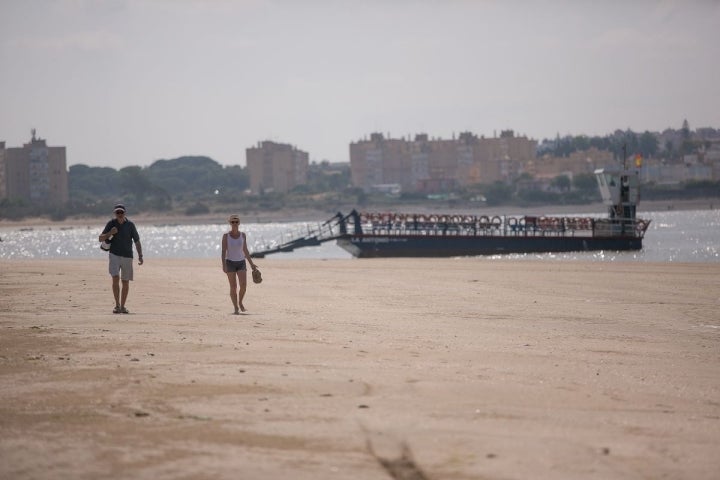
[1,258,719,480]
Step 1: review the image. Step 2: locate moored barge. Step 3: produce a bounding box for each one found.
[252,164,650,258]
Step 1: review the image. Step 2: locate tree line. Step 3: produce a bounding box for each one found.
[537,123,716,160]
[68,156,250,215]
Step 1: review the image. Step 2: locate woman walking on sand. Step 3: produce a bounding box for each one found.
[221,214,258,314]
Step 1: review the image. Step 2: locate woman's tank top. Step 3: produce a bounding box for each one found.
[225,232,245,261]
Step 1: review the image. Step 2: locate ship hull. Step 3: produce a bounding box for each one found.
[337,234,643,258]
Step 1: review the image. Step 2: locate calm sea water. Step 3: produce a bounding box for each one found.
[1,209,718,263]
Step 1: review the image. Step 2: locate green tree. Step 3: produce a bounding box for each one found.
[681,119,690,140]
[219,165,249,192]
[551,175,571,192]
[638,131,658,157]
[664,139,675,158]
[573,135,590,152]
[69,164,122,198]
[119,166,153,202]
[572,173,597,193]
[483,182,513,206]
[146,156,224,194]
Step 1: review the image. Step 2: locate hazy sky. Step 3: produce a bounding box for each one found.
[1,0,719,168]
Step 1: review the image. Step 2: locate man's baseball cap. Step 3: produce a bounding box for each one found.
[113,204,126,213]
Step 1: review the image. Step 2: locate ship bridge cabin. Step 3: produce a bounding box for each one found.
[594,165,640,221]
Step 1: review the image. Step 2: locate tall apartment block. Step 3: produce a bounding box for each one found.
[246,141,309,194]
[0,130,69,204]
[349,131,537,194]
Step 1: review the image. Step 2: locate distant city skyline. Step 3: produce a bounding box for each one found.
[1,0,719,168]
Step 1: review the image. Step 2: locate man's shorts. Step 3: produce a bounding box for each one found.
[109,253,134,281]
[225,259,247,272]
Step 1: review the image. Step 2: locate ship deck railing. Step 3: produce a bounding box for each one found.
[353,214,648,239]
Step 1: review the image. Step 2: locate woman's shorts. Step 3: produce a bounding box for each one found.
[225,259,247,272]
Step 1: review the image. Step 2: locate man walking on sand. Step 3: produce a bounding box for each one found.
[99,204,143,314]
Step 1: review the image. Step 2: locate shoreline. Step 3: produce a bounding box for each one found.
[0,198,716,230]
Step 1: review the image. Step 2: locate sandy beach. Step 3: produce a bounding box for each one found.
[1,258,719,479]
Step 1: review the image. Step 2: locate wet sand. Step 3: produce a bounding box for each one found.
[1,258,719,479]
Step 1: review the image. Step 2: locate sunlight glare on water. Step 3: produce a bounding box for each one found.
[1,209,717,262]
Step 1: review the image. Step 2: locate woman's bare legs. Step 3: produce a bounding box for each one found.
[236,270,248,312]
[226,272,239,314]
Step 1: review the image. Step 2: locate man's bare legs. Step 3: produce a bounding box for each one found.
[121,280,129,307]
[112,275,120,308]
[112,276,130,312]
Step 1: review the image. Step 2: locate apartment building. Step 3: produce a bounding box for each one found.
[0,131,69,204]
[246,141,309,194]
[349,130,537,193]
